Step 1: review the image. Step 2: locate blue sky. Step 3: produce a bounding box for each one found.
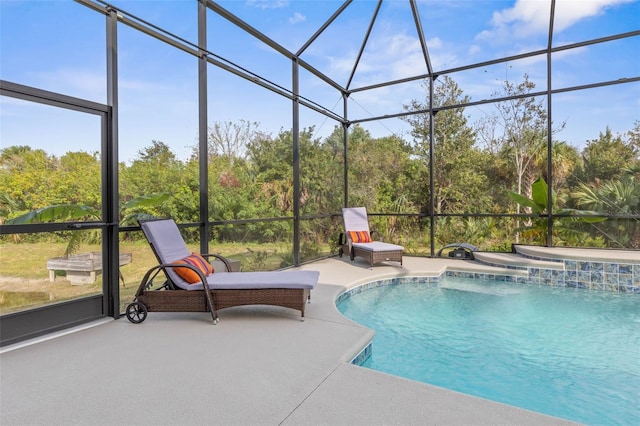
[1,0,639,163]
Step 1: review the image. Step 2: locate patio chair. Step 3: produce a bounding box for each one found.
[338,207,403,267]
[125,218,319,324]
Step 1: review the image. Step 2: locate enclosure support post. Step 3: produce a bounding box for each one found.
[546,0,556,247]
[105,7,120,318]
[343,93,349,208]
[292,58,301,265]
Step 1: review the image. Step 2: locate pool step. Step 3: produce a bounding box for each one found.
[447,261,529,278]
[473,252,565,271]
[514,244,640,263]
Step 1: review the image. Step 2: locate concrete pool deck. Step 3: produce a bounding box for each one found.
[0,256,585,425]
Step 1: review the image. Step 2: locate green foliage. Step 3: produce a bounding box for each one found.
[572,170,640,248]
[1,192,26,225]
[0,146,99,211]
[345,125,416,217]
[5,194,169,256]
[572,127,640,185]
[6,204,101,225]
[120,193,170,226]
[403,75,492,214]
[507,177,606,245]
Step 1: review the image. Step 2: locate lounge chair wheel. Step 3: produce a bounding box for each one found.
[125,302,148,324]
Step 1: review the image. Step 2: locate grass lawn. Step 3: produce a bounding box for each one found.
[0,240,330,314]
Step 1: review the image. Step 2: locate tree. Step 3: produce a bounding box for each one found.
[53,151,101,206]
[476,74,567,242]
[121,140,194,221]
[625,120,640,152]
[246,127,293,215]
[0,146,58,210]
[0,192,22,224]
[479,74,566,199]
[204,119,260,160]
[572,127,640,185]
[572,168,640,248]
[123,140,182,195]
[543,141,580,194]
[300,126,343,215]
[403,75,491,214]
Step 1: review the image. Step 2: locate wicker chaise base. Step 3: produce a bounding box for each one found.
[137,287,310,318]
[341,243,403,267]
[353,247,403,266]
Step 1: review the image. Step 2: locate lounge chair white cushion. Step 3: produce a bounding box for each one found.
[352,241,404,252]
[183,270,319,291]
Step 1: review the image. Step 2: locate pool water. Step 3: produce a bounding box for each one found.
[337,277,640,425]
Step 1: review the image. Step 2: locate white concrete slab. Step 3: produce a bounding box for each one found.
[1,256,582,425]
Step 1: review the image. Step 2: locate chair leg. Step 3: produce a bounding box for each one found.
[203,289,219,324]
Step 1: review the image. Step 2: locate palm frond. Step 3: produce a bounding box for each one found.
[120,193,169,211]
[5,204,100,224]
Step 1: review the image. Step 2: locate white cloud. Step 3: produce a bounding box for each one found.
[467,44,482,57]
[554,0,635,32]
[289,12,306,24]
[476,0,635,41]
[328,52,361,74]
[246,0,288,10]
[322,30,456,89]
[426,36,443,50]
[31,68,105,101]
[385,32,422,56]
[490,0,552,38]
[348,32,435,82]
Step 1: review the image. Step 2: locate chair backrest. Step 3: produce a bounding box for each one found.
[140,219,191,263]
[342,207,370,233]
[140,219,192,289]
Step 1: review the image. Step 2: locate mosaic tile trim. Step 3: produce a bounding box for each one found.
[516,251,640,293]
[516,251,564,263]
[445,270,528,283]
[351,342,372,366]
[339,266,639,314]
[472,259,529,271]
[335,276,440,305]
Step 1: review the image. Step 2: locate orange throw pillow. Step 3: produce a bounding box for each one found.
[348,230,372,243]
[173,253,214,284]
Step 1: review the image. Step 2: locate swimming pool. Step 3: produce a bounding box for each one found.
[337,276,640,425]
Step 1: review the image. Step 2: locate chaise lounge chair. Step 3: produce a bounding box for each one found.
[125,218,319,324]
[339,207,403,267]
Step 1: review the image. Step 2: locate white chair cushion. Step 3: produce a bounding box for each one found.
[186,270,319,291]
[352,241,404,252]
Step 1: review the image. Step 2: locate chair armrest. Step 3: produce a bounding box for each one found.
[135,263,208,295]
[201,254,233,272]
